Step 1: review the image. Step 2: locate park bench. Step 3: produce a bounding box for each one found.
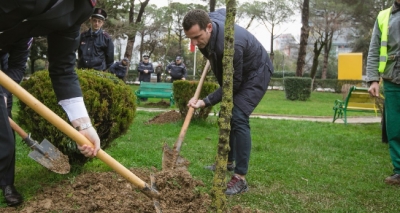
[332,86,378,124]
[135,82,174,106]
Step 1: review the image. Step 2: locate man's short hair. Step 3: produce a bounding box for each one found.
[182,9,211,31]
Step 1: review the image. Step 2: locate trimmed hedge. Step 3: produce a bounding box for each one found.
[17,69,136,165]
[173,80,219,120]
[284,77,312,101]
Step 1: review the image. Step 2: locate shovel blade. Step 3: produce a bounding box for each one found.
[161,143,189,170]
[28,139,70,174]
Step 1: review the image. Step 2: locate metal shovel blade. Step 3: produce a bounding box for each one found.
[27,138,70,174]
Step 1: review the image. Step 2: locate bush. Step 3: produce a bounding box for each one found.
[17,69,136,165]
[284,77,312,101]
[173,80,219,120]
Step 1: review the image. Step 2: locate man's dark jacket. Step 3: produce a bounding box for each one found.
[109,61,127,79]
[199,9,273,116]
[0,0,94,179]
[166,62,187,80]
[78,28,114,71]
[137,61,154,82]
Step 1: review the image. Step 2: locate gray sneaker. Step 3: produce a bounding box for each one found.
[385,174,400,185]
[204,163,235,172]
[225,175,249,195]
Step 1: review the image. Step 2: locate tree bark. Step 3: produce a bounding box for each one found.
[124,0,150,61]
[210,0,236,212]
[321,32,333,79]
[295,0,310,77]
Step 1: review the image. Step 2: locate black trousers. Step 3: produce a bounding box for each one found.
[0,90,15,185]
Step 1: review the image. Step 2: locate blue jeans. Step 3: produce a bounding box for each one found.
[228,105,251,175]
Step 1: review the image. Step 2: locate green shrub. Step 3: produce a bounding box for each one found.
[272,71,296,78]
[284,77,312,101]
[173,80,219,120]
[17,69,136,165]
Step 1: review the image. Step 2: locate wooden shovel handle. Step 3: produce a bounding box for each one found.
[8,117,28,139]
[0,71,156,197]
[173,60,210,152]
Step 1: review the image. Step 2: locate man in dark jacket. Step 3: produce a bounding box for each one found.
[0,0,101,206]
[137,54,154,101]
[109,58,129,80]
[183,9,273,195]
[78,8,114,71]
[166,56,187,82]
[0,37,31,206]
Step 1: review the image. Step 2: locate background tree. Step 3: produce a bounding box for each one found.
[29,37,48,74]
[295,0,310,77]
[249,0,294,64]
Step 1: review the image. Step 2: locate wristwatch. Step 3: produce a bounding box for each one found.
[74,122,92,131]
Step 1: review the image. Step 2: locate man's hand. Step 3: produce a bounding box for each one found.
[77,127,100,157]
[182,77,186,80]
[144,70,148,74]
[187,97,205,109]
[71,117,100,157]
[368,81,380,97]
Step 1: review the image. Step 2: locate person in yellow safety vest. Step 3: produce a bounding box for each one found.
[366,0,400,185]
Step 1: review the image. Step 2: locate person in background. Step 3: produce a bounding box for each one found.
[166,56,187,82]
[137,54,154,101]
[155,62,164,82]
[366,0,400,185]
[0,0,101,206]
[78,8,114,71]
[109,58,129,80]
[183,9,273,195]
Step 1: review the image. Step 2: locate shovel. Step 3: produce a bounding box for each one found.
[0,71,162,212]
[8,117,70,174]
[162,60,210,170]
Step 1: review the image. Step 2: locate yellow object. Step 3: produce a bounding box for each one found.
[338,53,363,80]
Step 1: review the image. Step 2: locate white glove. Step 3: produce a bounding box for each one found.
[77,126,100,157]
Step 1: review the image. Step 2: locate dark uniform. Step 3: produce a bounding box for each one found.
[137,60,154,83]
[0,0,96,206]
[0,38,31,199]
[166,60,187,82]
[109,58,128,80]
[77,28,114,71]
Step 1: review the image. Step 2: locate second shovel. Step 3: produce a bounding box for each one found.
[8,117,70,174]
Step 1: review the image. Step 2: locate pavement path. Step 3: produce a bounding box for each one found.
[137,107,381,124]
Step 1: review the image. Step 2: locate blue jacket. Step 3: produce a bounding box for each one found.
[109,61,127,79]
[166,62,187,79]
[78,28,114,71]
[137,61,154,82]
[199,9,273,116]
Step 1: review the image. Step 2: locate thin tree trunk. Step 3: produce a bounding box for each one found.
[211,0,236,212]
[123,0,150,61]
[269,24,274,64]
[210,0,216,12]
[296,0,310,77]
[321,32,333,79]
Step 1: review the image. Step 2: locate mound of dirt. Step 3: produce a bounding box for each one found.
[146,110,181,124]
[5,167,210,213]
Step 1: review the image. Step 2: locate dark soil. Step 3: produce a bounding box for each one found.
[2,111,263,213]
[146,110,182,125]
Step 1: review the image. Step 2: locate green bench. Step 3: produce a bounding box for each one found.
[332,86,378,124]
[134,82,174,106]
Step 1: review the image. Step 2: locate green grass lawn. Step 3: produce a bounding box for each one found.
[4,85,389,211]
[131,84,378,117]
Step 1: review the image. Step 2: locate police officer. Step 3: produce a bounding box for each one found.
[109,58,129,80]
[78,8,114,71]
[0,0,101,206]
[166,56,187,82]
[137,54,154,101]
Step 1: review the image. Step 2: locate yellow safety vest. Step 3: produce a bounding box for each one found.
[377,7,392,73]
